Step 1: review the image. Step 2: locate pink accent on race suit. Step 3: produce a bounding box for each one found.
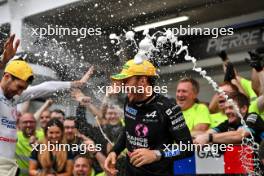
[135,124,149,137]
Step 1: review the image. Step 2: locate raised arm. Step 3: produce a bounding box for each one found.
[71,89,103,119]
[104,129,126,175]
[16,81,71,104]
[17,101,31,114]
[15,66,94,104]
[34,99,53,121]
[245,50,264,96]
[0,34,20,69]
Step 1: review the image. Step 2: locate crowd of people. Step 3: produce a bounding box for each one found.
[0,34,264,176]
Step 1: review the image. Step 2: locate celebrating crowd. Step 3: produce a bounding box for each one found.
[0,34,264,176]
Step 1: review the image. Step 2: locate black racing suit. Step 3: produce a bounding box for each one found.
[112,93,193,176]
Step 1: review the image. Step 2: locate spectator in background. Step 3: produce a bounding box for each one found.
[39,110,51,130]
[63,116,104,161]
[33,99,53,138]
[103,105,124,145]
[35,99,53,130]
[73,155,95,176]
[29,118,73,176]
[15,99,53,137]
[217,50,264,120]
[64,117,81,148]
[64,117,83,157]
[16,113,44,176]
[176,77,211,133]
[73,101,109,174]
[246,53,264,120]
[194,92,264,145]
[51,109,65,122]
[209,82,239,128]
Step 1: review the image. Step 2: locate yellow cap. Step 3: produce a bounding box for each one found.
[4,60,33,82]
[111,59,157,80]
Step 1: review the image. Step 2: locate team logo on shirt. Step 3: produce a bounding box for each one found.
[135,124,149,137]
[125,106,138,116]
[172,122,186,130]
[171,105,180,111]
[165,108,172,115]
[145,111,157,118]
[171,116,184,125]
[246,114,258,123]
[143,111,158,122]
[1,117,16,129]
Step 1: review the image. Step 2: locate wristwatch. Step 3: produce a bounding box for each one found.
[154,150,162,160]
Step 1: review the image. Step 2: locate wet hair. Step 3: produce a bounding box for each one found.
[9,74,34,84]
[228,92,250,108]
[219,81,239,93]
[106,104,123,118]
[178,77,200,94]
[40,109,51,116]
[64,116,76,128]
[44,118,64,136]
[73,154,92,165]
[51,109,65,117]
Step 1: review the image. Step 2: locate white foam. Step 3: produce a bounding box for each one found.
[125,31,135,41]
